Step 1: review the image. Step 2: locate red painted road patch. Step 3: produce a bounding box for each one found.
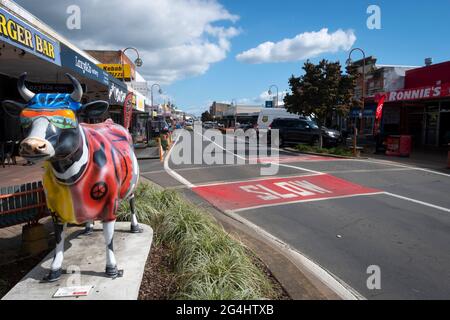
[193,174,381,211]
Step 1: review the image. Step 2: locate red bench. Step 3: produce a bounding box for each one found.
[0,181,49,228]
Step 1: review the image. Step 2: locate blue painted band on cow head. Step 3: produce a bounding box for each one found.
[27,93,82,112]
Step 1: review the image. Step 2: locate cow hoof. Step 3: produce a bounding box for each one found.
[44,269,62,282]
[130,224,143,234]
[105,266,123,279]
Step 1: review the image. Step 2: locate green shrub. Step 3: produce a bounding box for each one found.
[295,144,353,157]
[117,182,276,300]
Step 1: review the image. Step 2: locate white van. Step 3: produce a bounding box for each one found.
[256,108,301,129]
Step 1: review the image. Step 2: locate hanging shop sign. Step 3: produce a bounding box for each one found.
[131,81,148,96]
[98,64,131,80]
[0,7,61,65]
[123,92,134,129]
[108,79,128,105]
[134,93,146,112]
[60,44,109,86]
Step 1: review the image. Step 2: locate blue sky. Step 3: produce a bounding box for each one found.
[15,0,450,115]
[166,0,450,115]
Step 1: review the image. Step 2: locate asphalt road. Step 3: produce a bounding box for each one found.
[139,130,450,300]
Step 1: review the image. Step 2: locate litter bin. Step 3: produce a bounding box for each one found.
[399,135,412,157]
[386,135,401,156]
[386,135,412,157]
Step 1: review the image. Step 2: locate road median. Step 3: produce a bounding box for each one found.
[117,181,284,300]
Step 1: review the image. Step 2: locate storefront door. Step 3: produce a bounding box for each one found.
[439,101,450,147]
[424,106,439,146]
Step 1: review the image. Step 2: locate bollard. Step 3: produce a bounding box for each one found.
[22,223,49,256]
[158,137,163,162]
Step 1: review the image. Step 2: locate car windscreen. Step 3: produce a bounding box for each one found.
[306,120,319,129]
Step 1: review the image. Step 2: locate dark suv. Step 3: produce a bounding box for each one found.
[269,118,342,147]
[270,118,320,146]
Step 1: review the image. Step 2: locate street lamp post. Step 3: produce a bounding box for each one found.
[151,84,163,120]
[268,85,279,108]
[121,47,143,82]
[231,99,237,128]
[346,47,366,135]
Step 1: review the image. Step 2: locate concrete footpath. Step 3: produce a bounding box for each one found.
[2,222,153,300]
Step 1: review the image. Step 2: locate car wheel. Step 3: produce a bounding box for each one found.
[279,136,285,148]
[311,136,320,147]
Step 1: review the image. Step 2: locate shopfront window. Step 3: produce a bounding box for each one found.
[131,113,149,145]
[425,105,439,146]
[439,101,450,146]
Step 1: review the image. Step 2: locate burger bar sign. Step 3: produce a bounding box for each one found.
[379,82,450,102]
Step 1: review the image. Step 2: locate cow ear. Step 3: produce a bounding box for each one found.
[80,101,109,118]
[2,100,26,118]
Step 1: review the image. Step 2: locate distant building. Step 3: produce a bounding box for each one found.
[208,101,263,127]
[347,56,419,134]
[210,102,231,119]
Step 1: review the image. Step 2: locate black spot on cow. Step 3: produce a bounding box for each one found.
[93,143,107,167]
[90,182,108,200]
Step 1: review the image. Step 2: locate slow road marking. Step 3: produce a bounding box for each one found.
[192,174,382,212]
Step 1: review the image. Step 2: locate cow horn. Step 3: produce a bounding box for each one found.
[17,72,35,102]
[66,73,83,102]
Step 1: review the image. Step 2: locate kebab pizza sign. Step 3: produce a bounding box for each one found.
[380,82,450,102]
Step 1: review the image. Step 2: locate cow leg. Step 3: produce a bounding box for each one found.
[129,195,143,233]
[83,220,94,235]
[44,222,65,282]
[103,220,119,277]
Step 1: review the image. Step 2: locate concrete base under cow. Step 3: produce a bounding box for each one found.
[2,222,153,300]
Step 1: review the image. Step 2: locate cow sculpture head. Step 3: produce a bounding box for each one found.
[2,73,109,162]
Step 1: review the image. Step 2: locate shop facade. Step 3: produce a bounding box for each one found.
[376,61,450,149]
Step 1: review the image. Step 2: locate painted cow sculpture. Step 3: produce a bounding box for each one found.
[2,73,142,282]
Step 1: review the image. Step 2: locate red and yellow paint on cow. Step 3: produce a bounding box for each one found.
[42,120,138,224]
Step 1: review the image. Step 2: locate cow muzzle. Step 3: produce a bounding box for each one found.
[20,138,55,160]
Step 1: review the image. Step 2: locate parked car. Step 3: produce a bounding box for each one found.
[237,123,254,131]
[256,108,301,129]
[321,126,343,147]
[203,121,214,129]
[268,118,342,147]
[150,120,169,138]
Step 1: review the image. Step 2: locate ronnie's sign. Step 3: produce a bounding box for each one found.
[0,7,61,65]
[378,82,450,102]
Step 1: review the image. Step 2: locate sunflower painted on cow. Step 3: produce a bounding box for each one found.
[2,73,142,282]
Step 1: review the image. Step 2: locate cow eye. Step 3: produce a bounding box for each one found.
[20,117,33,128]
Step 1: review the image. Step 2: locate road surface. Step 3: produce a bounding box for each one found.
[139,130,450,299]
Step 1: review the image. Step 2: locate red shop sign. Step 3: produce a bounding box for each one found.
[377,82,450,103]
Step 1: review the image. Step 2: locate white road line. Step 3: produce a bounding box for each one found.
[324,168,413,174]
[142,165,414,176]
[194,173,323,188]
[163,136,196,188]
[359,159,450,178]
[383,192,450,213]
[196,131,324,175]
[228,192,385,213]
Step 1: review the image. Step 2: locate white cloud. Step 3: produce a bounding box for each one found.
[16,0,240,84]
[236,28,356,64]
